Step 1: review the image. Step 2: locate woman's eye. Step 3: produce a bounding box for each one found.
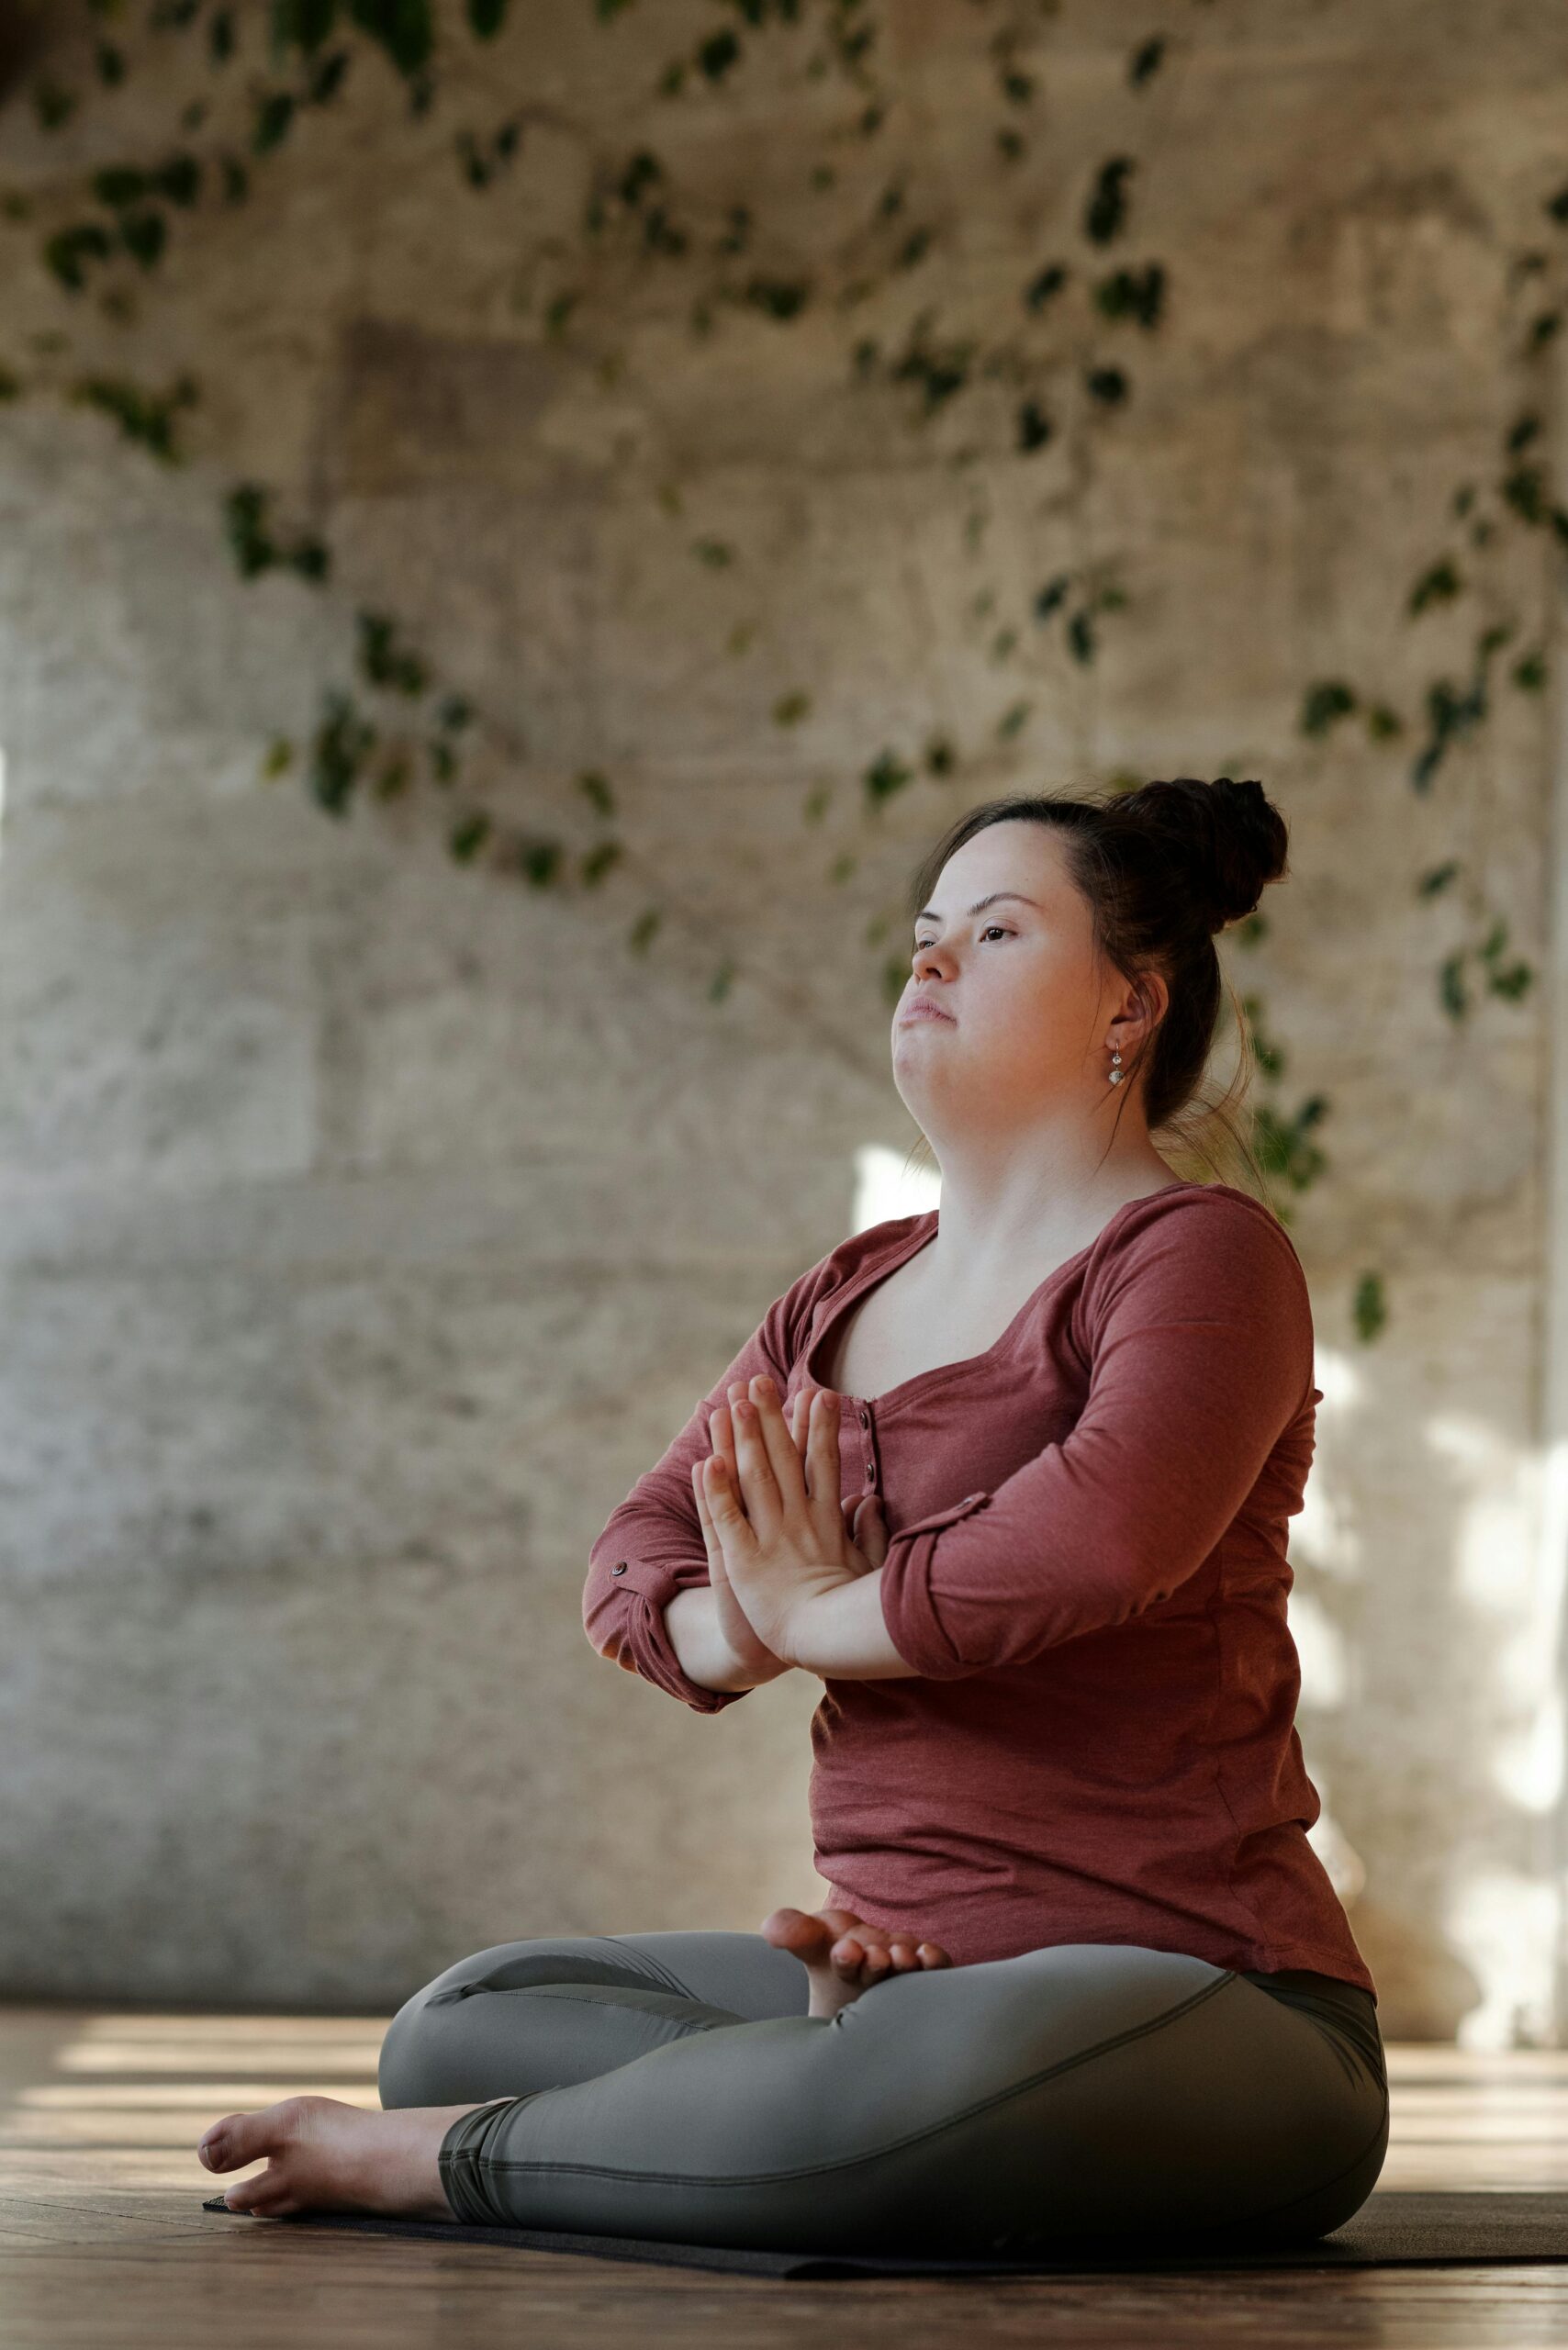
[913,927,1012,952]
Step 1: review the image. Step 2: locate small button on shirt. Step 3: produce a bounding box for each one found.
[584,1181,1376,1999]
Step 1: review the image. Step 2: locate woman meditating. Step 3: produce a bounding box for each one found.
[198,778,1388,2255]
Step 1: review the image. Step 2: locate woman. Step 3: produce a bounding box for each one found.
[198,778,1388,2254]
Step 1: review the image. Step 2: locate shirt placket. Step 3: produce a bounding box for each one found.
[854,1398,879,1494]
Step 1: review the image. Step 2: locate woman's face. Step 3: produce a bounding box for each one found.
[891,820,1125,1136]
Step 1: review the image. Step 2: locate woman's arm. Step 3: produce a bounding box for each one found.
[874,1200,1317,1681]
[583,1250,838,1713]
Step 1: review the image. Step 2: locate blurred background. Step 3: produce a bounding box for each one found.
[0,0,1563,2053]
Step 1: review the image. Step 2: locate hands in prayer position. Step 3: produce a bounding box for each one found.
[690,1375,886,1674]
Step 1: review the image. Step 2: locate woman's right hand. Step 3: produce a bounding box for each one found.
[690,1393,793,1685]
[689,1382,890,1688]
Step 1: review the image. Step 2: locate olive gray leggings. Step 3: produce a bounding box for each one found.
[376,1930,1389,2257]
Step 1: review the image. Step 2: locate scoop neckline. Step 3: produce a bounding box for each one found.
[806,1178,1246,1414]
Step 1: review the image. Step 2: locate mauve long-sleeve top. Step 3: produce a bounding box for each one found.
[583,1179,1376,1998]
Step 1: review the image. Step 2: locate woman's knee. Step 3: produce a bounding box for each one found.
[376,1936,566,2109]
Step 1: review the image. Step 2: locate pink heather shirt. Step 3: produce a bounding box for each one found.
[584,1179,1376,1998]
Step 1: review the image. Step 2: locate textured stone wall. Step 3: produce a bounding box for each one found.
[1,1,1564,2040]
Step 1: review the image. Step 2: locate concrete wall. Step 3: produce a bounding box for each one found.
[1,0,1564,2040]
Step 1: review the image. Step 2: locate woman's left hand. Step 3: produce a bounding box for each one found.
[700,1375,879,1666]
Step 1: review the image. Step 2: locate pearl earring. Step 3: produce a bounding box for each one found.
[1108,1045,1124,1087]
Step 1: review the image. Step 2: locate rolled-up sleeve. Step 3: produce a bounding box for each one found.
[584,1254,835,1714]
[878,1203,1317,1680]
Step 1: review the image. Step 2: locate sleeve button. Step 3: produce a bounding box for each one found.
[610,1561,628,1575]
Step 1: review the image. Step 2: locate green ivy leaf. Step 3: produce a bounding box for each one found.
[628,906,662,955]
[580,839,623,888]
[262,737,295,778]
[864,750,913,804]
[309,50,351,105]
[1408,557,1462,614]
[448,812,492,862]
[514,837,564,889]
[309,689,377,817]
[356,610,429,694]
[1299,680,1356,738]
[467,0,510,34]
[119,211,169,272]
[1128,35,1166,86]
[348,0,433,79]
[273,0,340,53]
[33,82,77,133]
[252,92,297,154]
[95,44,128,87]
[744,278,811,320]
[1502,463,1547,524]
[1094,263,1164,329]
[1351,1270,1386,1344]
[772,690,811,726]
[72,372,198,464]
[93,168,150,209]
[577,769,615,816]
[225,484,276,577]
[1084,157,1135,244]
[1438,952,1468,1021]
[44,225,115,294]
[698,29,742,80]
[1017,399,1053,450]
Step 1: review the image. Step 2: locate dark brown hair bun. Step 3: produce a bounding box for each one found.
[1113,775,1289,934]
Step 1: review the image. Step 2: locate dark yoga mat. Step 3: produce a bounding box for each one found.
[200,2190,1568,2276]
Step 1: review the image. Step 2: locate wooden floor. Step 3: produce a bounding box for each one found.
[1,2006,1566,2347]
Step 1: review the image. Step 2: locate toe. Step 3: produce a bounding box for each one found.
[760,1906,833,1958]
[197,2113,250,2171]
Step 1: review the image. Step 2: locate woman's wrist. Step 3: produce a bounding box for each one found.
[664,1583,790,1692]
[778,1571,921,1681]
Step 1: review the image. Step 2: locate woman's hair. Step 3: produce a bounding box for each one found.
[902,776,1291,1195]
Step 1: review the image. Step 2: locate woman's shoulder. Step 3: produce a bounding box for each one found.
[1089,1180,1311,1305]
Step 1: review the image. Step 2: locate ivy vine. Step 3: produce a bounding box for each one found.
[6,0,1536,1341]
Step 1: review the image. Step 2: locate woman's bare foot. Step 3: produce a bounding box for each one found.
[762,1905,954,2020]
[197,2094,488,2221]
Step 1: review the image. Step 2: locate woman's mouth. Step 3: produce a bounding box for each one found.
[899,999,956,1024]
